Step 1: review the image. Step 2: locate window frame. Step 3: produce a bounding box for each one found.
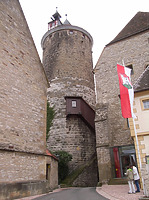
[140,97,149,111]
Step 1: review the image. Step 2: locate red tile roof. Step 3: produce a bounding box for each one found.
[46,149,58,161]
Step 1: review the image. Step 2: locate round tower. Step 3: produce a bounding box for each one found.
[41,11,98,186]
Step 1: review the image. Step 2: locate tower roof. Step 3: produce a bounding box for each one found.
[107,12,149,46]
[63,19,71,25]
[52,10,61,20]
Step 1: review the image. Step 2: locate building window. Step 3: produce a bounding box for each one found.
[72,100,77,108]
[145,64,149,70]
[46,164,50,180]
[69,30,73,35]
[82,34,85,38]
[126,64,134,75]
[142,99,149,110]
[145,156,149,164]
[127,118,130,128]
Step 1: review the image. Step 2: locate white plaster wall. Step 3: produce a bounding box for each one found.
[134,94,149,133]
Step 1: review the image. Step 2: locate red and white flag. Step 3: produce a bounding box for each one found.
[117,64,134,118]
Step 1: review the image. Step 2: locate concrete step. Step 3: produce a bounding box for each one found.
[108,178,128,185]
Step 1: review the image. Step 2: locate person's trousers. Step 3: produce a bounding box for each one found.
[128,180,135,193]
[135,180,140,192]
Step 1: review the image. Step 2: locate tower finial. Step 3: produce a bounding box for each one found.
[65,14,67,19]
[56,7,58,12]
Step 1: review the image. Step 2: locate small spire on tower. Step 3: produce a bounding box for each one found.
[64,14,71,25]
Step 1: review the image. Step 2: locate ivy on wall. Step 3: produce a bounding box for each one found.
[54,151,72,184]
[46,101,55,141]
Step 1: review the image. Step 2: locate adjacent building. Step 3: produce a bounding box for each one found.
[129,66,149,196]
[94,12,149,184]
[0,0,58,199]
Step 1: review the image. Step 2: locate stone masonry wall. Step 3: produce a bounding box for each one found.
[95,31,149,183]
[46,156,58,190]
[42,29,94,89]
[0,0,48,186]
[95,31,149,147]
[42,24,97,185]
[0,150,46,182]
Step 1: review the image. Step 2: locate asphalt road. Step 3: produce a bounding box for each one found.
[33,187,109,200]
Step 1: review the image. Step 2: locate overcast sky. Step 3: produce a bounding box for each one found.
[19,0,148,67]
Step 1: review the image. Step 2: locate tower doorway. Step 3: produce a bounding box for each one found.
[112,145,137,178]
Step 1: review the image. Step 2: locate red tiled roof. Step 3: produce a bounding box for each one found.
[46,149,58,161]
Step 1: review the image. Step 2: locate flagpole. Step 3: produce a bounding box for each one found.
[122,59,125,67]
[132,116,145,193]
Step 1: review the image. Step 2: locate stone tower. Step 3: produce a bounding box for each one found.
[41,11,98,186]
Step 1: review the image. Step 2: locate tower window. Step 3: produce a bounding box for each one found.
[126,64,134,75]
[69,30,73,35]
[72,100,77,108]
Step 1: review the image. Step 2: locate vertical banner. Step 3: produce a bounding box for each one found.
[117,64,134,118]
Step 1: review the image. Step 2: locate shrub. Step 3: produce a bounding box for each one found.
[54,151,72,183]
[46,102,55,141]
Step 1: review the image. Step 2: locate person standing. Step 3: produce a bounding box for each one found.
[131,165,140,192]
[125,165,136,194]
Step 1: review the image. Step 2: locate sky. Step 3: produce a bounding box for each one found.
[19,0,148,67]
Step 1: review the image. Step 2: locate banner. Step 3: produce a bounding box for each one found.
[117,64,134,118]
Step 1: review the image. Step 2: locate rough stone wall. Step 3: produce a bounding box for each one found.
[0,150,46,182]
[0,0,48,155]
[42,26,97,185]
[95,104,111,183]
[142,163,149,197]
[72,157,98,187]
[46,156,58,190]
[0,0,49,197]
[42,29,94,89]
[95,31,149,183]
[47,84,96,172]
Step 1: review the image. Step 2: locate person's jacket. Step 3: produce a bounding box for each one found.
[126,168,134,181]
[133,166,140,180]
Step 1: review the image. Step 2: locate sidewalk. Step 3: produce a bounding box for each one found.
[96,184,144,200]
[15,188,67,200]
[16,185,145,200]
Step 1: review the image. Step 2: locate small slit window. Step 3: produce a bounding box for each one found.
[72,100,77,108]
[69,30,73,35]
[126,64,134,75]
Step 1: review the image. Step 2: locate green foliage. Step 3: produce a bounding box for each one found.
[54,151,72,184]
[46,102,55,141]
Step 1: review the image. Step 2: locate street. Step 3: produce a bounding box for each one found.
[33,187,109,200]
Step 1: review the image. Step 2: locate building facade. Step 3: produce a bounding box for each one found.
[0,0,58,199]
[94,12,149,184]
[129,66,149,196]
[41,12,98,186]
